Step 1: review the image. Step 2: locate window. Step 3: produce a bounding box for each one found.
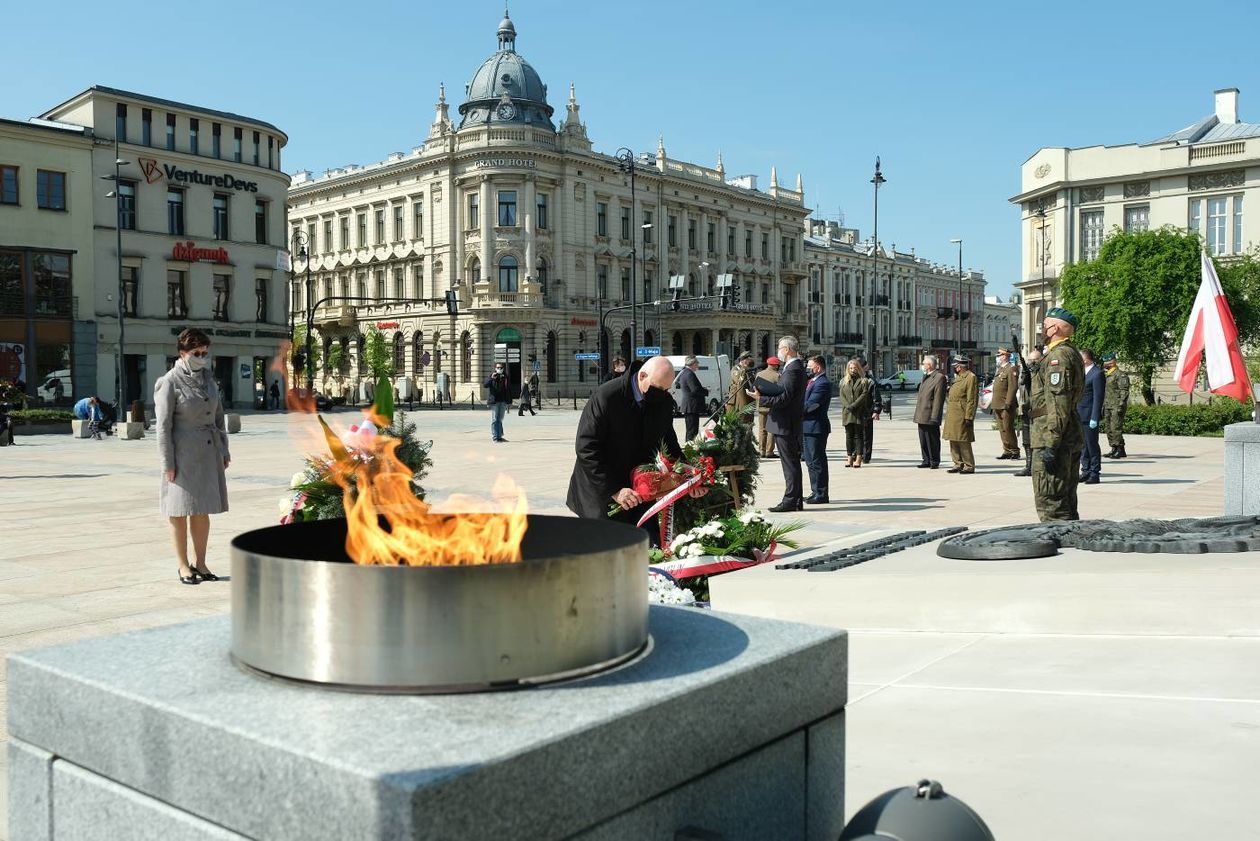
[256,278,268,322]
[189,118,199,155]
[121,266,138,317]
[357,213,367,246]
[745,229,752,257]
[1234,195,1244,255]
[536,258,548,297]
[728,226,735,254]
[498,190,517,226]
[1189,199,1201,235]
[233,127,242,162]
[375,209,385,243]
[707,223,715,254]
[267,135,274,169]
[393,332,405,373]
[213,274,231,320]
[356,272,366,299]
[618,206,630,240]
[761,232,769,259]
[166,113,176,150]
[597,266,608,299]
[1080,210,1104,261]
[537,193,548,229]
[252,131,260,166]
[115,103,127,142]
[394,268,405,299]
[340,216,350,249]
[167,270,188,317]
[414,198,424,240]
[211,194,229,240]
[468,191,480,228]
[1,166,17,205]
[33,253,72,316]
[212,123,221,158]
[643,210,652,244]
[413,266,424,299]
[596,202,608,236]
[620,267,630,301]
[36,170,66,210]
[1207,197,1228,256]
[142,109,152,146]
[688,220,697,250]
[167,188,185,235]
[668,215,677,247]
[498,255,518,293]
[0,253,22,315]
[375,270,385,299]
[323,220,332,252]
[394,205,404,241]
[1124,205,1149,233]
[118,181,136,229]
[255,200,268,244]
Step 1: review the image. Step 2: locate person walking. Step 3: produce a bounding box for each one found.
[802,355,832,504]
[1031,308,1086,521]
[678,355,709,440]
[839,358,871,469]
[943,356,978,474]
[991,348,1020,459]
[528,371,541,412]
[269,380,280,410]
[1102,352,1130,459]
[485,362,512,442]
[914,355,947,469]
[604,356,627,383]
[1077,348,1105,484]
[861,358,881,463]
[518,372,538,417]
[726,351,755,422]
[757,357,781,457]
[750,336,807,512]
[155,328,230,585]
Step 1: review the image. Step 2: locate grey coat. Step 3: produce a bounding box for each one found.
[156,363,230,516]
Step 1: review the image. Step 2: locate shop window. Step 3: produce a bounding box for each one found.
[255,278,268,322]
[33,253,71,316]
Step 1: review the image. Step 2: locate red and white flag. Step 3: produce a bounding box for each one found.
[1174,250,1253,402]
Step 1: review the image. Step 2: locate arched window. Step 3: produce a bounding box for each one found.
[468,257,480,285]
[498,256,518,293]
[412,331,424,374]
[643,330,655,349]
[545,331,557,383]
[460,331,472,382]
[392,332,405,375]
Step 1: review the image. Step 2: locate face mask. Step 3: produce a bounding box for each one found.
[644,385,671,404]
[186,354,210,372]
[494,368,504,375]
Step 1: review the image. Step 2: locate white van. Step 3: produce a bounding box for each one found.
[665,354,730,416]
[877,369,924,391]
[36,369,72,402]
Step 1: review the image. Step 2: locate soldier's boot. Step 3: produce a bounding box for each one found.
[1103,447,1117,458]
[1116,445,1127,459]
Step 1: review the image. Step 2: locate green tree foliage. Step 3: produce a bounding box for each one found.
[363,325,394,380]
[1060,228,1259,405]
[290,325,321,379]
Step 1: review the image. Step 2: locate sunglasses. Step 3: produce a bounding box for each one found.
[189,350,209,358]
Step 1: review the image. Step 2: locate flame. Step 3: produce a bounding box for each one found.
[270,340,317,413]
[332,416,528,566]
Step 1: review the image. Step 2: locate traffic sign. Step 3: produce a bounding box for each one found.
[574,352,601,360]
[532,360,541,372]
[635,346,661,358]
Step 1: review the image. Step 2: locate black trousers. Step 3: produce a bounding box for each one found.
[803,432,829,498]
[917,423,941,466]
[844,423,866,459]
[775,432,803,504]
[684,413,700,441]
[862,416,875,461]
[1081,425,1101,478]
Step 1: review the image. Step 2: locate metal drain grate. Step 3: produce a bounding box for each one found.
[777,527,969,572]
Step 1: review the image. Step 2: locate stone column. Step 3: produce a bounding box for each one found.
[449,177,462,293]
[480,178,493,284]
[678,206,689,278]
[523,175,537,285]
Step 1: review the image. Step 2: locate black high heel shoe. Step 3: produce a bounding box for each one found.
[179,569,200,585]
[194,567,219,582]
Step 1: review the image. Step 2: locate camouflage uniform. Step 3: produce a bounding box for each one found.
[1030,338,1085,521]
[1104,366,1130,452]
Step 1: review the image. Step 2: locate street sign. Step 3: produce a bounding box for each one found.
[635,346,661,358]
[532,360,541,372]
[574,352,601,360]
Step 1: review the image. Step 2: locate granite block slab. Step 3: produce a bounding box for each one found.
[7,739,52,841]
[52,760,247,840]
[7,606,847,840]
[1224,441,1243,513]
[1244,440,1260,514]
[806,712,846,841]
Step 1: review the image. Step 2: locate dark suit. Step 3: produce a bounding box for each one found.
[678,366,708,441]
[567,361,682,541]
[914,370,947,467]
[863,373,881,462]
[802,372,832,499]
[759,357,807,506]
[1077,364,1105,481]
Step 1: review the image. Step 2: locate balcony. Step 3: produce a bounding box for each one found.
[936,306,955,318]
[897,335,922,346]
[313,304,356,327]
[961,340,978,350]
[472,289,541,308]
[874,294,890,307]
[836,331,865,345]
[959,310,971,320]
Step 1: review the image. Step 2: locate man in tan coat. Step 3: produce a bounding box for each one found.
[991,348,1020,459]
[943,356,978,474]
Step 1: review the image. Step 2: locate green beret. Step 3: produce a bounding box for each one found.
[1101,351,1117,362]
[1045,307,1079,329]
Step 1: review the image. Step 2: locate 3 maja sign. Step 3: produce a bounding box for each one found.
[137,158,260,193]
[172,241,230,264]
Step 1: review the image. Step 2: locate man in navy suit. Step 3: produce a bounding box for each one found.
[802,355,833,504]
[1077,348,1105,485]
[751,335,808,512]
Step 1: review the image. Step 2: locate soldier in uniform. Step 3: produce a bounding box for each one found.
[991,348,1020,459]
[943,356,978,474]
[726,351,755,423]
[1102,351,1130,459]
[1030,308,1086,521]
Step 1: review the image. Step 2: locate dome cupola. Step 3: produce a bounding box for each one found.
[458,9,555,131]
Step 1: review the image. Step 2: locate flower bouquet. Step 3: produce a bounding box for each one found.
[648,508,804,582]
[607,446,720,547]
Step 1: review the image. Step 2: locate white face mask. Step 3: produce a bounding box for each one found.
[185,353,210,372]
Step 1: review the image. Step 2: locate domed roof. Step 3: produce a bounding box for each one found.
[458,10,554,131]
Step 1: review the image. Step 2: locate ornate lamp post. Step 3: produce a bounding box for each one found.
[291,230,314,393]
[615,147,645,352]
[950,238,963,359]
[870,158,886,372]
[101,136,131,412]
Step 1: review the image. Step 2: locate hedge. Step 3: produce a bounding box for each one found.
[1122,399,1250,436]
[9,409,75,424]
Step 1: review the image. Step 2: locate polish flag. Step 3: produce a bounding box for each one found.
[1174,250,1253,401]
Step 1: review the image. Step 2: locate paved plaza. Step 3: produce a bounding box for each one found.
[1,396,1255,838]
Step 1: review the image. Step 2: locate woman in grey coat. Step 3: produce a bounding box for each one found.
[156,328,230,585]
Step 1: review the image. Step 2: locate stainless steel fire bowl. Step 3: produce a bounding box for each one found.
[230,515,649,693]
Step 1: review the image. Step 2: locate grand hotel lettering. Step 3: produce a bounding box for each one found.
[472,157,537,170]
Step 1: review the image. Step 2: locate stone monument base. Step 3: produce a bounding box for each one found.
[7,607,847,840]
[1224,421,1260,514]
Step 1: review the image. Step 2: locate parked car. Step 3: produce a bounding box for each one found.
[877,369,924,391]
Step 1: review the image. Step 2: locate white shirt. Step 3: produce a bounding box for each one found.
[1084,363,1095,376]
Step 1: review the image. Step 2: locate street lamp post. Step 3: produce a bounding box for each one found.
[1033,201,1048,343]
[291,230,314,393]
[102,136,131,414]
[870,157,885,373]
[950,238,963,359]
[615,148,644,352]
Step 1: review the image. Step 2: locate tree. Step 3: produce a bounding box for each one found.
[1060,227,1259,404]
[290,325,321,383]
[362,325,394,380]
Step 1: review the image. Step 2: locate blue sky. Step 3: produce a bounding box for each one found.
[5,0,1259,297]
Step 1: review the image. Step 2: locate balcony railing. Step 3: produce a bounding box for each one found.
[961,339,978,349]
[473,290,542,308]
[836,332,865,345]
[313,304,356,326]
[874,294,890,307]
[936,306,955,318]
[897,335,922,346]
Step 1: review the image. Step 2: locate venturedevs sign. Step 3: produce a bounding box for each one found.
[138,158,260,192]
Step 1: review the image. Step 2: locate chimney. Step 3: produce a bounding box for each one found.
[1215,88,1240,124]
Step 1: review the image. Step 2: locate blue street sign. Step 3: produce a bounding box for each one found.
[532,359,541,372]
[574,352,601,360]
[635,346,661,358]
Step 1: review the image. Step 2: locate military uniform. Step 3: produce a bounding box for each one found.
[728,363,754,422]
[1031,335,1086,521]
[943,362,978,473]
[991,359,1020,458]
[1103,358,1130,457]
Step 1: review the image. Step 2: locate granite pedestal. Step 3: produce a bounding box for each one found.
[7,607,847,840]
[1224,421,1260,514]
[68,420,91,439]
